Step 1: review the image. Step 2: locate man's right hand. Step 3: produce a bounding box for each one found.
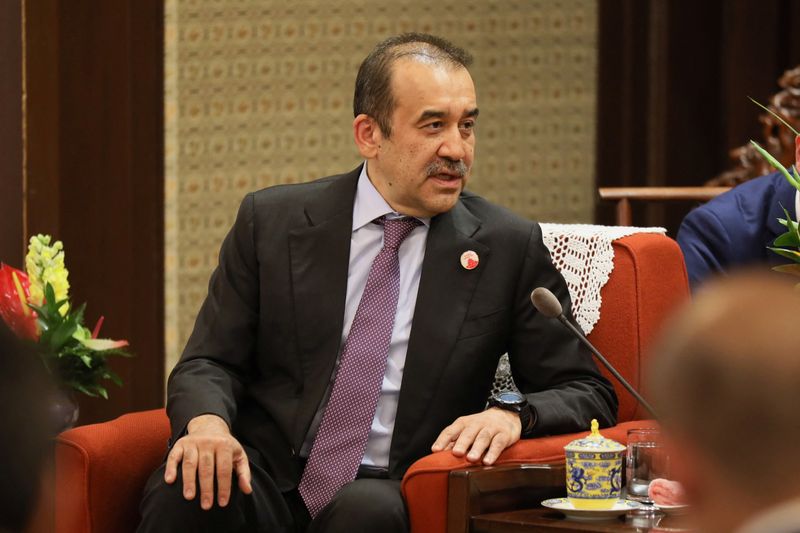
[164,414,253,510]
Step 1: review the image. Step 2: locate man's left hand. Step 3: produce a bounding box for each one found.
[431,407,521,465]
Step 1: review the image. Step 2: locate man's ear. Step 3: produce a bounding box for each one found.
[353,114,383,159]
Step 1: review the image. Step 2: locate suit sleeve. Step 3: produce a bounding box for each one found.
[166,193,260,443]
[676,206,731,290]
[508,223,618,437]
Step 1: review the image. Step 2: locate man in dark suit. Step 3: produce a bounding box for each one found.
[677,171,798,290]
[138,33,616,533]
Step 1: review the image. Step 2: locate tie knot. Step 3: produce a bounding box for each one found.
[380,217,421,249]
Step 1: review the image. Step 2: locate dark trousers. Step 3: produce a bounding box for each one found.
[136,449,409,533]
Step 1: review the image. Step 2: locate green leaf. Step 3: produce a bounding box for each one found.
[773,230,799,247]
[773,264,800,277]
[750,141,800,192]
[749,96,800,136]
[46,308,81,352]
[774,205,800,247]
[105,369,124,387]
[44,283,56,309]
[768,247,800,263]
[71,382,98,398]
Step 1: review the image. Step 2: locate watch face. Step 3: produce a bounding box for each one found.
[497,391,524,404]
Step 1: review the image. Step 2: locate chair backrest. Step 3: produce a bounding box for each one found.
[587,233,689,421]
[491,229,690,422]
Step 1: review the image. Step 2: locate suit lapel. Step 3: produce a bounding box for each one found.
[288,168,359,445]
[390,200,489,469]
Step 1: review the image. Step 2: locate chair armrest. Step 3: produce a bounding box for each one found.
[52,409,169,533]
[401,420,657,533]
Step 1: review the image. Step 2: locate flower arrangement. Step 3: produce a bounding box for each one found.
[749,98,800,279]
[0,235,129,398]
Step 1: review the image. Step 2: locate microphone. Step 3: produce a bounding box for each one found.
[530,287,658,419]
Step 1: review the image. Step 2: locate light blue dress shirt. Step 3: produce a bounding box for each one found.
[300,163,430,468]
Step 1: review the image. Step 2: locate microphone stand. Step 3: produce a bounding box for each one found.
[556,314,659,419]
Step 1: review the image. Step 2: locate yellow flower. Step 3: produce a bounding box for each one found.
[25,234,70,315]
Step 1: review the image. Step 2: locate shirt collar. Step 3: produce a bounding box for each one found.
[352,162,430,231]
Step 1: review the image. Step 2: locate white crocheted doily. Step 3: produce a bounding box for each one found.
[491,224,666,396]
[539,224,666,335]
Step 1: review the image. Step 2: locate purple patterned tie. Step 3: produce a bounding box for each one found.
[299,216,421,517]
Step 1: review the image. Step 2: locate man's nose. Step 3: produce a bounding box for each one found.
[437,126,467,161]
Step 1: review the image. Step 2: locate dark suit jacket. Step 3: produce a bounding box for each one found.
[167,166,617,492]
[677,171,798,289]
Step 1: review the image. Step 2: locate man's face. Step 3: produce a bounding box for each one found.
[366,58,478,218]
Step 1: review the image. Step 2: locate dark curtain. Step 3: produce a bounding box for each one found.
[596,0,800,233]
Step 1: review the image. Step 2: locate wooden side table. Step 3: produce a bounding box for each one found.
[472,508,692,532]
[447,463,693,532]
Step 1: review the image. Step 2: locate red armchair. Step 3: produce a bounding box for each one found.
[41,233,688,533]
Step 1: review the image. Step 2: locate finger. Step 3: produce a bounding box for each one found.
[215,446,233,507]
[482,433,510,466]
[466,428,495,462]
[235,450,253,495]
[164,443,184,484]
[451,424,481,457]
[431,421,463,452]
[181,445,198,500]
[198,449,216,510]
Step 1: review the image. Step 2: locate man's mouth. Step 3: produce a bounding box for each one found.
[428,173,464,190]
[431,172,460,181]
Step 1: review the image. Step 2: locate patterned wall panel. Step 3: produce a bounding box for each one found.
[165,0,598,371]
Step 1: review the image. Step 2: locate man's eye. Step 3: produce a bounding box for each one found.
[426,121,444,130]
[460,121,475,131]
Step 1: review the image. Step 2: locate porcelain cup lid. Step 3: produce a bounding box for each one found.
[564,419,625,453]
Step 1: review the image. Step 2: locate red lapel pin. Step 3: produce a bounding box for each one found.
[460,250,479,270]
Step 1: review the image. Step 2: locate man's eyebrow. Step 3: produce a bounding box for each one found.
[417,109,447,122]
[417,108,480,122]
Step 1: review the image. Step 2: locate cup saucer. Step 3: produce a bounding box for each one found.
[541,498,642,521]
[655,503,690,515]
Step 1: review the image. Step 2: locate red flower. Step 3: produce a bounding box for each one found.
[0,263,39,340]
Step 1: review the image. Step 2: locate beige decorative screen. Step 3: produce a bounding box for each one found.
[165,0,598,372]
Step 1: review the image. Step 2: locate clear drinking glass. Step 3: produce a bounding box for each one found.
[625,428,670,503]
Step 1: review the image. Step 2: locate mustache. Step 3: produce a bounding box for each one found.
[425,158,469,178]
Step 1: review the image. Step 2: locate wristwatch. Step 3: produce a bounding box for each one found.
[487,390,536,436]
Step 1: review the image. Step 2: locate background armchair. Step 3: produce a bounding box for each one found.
[38,232,688,533]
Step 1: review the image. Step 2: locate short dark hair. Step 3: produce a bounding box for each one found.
[353,33,473,137]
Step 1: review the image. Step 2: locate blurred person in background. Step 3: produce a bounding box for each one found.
[649,272,800,533]
[0,319,52,532]
[676,170,798,290]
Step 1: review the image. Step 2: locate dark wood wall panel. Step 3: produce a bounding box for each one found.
[21,0,165,424]
[24,0,60,241]
[0,0,23,266]
[597,0,800,232]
